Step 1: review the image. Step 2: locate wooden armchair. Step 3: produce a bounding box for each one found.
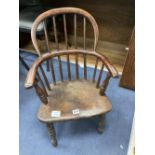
[24,7,118,147]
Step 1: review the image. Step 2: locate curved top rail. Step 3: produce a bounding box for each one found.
[25,49,118,88]
[31,7,99,56]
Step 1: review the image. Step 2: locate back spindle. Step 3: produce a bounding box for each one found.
[63,14,68,49]
[99,72,111,95]
[43,20,50,71]
[73,13,78,77]
[36,72,48,96]
[84,54,87,79]
[58,56,64,81]
[43,20,50,52]
[34,81,48,104]
[83,17,86,50]
[53,16,59,50]
[75,54,79,79]
[93,58,99,82]
[96,63,104,88]
[74,14,77,48]
[50,59,56,85]
[67,54,71,80]
[31,7,99,56]
[39,65,51,91]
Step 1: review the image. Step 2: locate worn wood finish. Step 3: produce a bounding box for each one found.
[37,80,112,123]
[25,8,119,147]
[24,49,118,148]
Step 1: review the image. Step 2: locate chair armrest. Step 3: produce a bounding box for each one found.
[24,62,39,89]
[24,50,119,89]
[98,52,119,78]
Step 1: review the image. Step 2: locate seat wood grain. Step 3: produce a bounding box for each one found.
[38,80,112,122]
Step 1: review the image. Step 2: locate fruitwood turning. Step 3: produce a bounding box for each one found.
[25,7,118,147]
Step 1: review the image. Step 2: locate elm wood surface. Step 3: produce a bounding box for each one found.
[119,29,135,90]
[38,80,112,123]
[25,49,118,146]
[24,7,118,146]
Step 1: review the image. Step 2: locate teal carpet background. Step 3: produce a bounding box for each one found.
[19,51,135,155]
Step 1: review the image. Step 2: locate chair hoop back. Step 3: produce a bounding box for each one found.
[31,7,99,56]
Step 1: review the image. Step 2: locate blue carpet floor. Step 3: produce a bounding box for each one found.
[19,51,135,155]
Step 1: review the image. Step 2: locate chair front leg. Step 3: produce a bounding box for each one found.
[47,123,58,147]
[97,114,105,134]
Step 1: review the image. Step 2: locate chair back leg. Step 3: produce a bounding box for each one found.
[47,123,58,147]
[97,114,105,134]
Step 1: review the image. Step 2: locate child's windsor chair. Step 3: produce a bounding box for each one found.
[25,7,118,147]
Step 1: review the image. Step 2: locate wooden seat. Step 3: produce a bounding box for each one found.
[38,80,112,123]
[24,7,118,147]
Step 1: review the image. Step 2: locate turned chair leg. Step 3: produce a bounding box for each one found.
[47,123,58,147]
[97,114,105,134]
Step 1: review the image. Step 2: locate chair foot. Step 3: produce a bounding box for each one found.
[47,123,58,147]
[97,114,105,134]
